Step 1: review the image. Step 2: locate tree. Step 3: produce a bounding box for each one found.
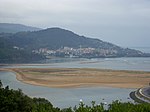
[0,80,2,88]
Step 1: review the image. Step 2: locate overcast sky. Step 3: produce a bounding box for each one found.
[0,0,150,47]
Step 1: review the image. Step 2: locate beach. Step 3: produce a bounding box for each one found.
[1,67,150,89]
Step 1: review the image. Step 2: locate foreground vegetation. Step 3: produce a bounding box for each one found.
[0,80,150,112]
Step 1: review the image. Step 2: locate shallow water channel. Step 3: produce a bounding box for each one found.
[0,71,134,108]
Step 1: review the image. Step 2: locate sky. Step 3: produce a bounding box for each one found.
[0,0,150,47]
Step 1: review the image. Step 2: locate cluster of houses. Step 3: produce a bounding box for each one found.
[32,46,118,58]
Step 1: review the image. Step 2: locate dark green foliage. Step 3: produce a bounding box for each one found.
[73,101,105,112]
[0,80,2,88]
[0,47,44,63]
[0,35,44,63]
[9,28,119,50]
[0,80,150,112]
[0,87,33,112]
[0,82,59,112]
[32,98,59,112]
[108,100,150,112]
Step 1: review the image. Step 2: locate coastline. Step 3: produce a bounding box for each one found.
[1,67,150,89]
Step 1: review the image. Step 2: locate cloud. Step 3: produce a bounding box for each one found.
[0,0,150,47]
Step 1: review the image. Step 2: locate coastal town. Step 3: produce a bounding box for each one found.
[32,47,118,58]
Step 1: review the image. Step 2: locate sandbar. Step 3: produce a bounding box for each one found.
[0,68,150,88]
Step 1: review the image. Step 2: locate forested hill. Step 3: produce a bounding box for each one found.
[0,27,150,63]
[0,32,44,63]
[11,27,121,50]
[6,27,150,56]
[0,23,41,33]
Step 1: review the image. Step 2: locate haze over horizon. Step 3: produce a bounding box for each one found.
[0,0,150,47]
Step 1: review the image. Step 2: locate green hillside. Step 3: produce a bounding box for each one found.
[0,26,150,63]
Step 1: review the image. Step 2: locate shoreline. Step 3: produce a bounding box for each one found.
[1,68,150,89]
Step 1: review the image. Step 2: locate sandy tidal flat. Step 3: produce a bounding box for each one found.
[1,68,150,88]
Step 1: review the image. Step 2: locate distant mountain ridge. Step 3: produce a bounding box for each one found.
[0,23,150,63]
[11,27,121,50]
[0,23,42,33]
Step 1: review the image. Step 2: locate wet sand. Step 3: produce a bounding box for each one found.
[1,68,150,88]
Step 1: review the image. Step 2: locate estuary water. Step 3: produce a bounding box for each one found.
[0,57,150,108]
[0,71,133,108]
[3,57,150,71]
